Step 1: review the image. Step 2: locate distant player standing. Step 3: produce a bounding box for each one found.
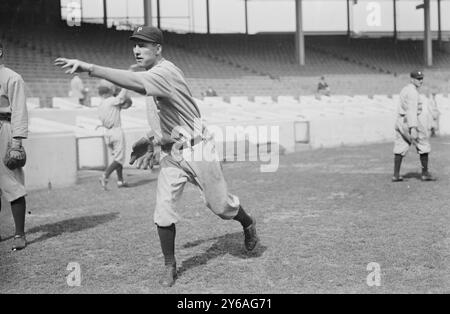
[0,42,29,250]
[97,79,132,190]
[392,70,435,182]
[427,91,440,137]
[55,26,259,287]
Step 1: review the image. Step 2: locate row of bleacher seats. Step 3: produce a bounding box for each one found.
[1,23,449,103]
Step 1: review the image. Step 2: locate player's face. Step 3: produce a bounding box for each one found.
[133,41,161,70]
[413,77,423,88]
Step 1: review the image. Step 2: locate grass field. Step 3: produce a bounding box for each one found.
[1,136,449,294]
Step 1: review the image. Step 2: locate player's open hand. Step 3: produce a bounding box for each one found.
[54,58,93,74]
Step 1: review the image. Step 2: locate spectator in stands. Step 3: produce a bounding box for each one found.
[205,86,218,97]
[96,79,132,190]
[69,74,89,106]
[317,76,331,96]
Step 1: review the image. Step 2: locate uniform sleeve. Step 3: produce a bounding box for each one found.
[405,88,418,128]
[112,88,132,107]
[9,76,28,138]
[137,69,174,98]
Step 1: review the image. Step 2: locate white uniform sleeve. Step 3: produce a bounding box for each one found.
[9,76,28,139]
[111,89,132,107]
[405,88,418,129]
[138,68,174,98]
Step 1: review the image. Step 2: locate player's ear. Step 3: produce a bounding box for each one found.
[156,44,162,55]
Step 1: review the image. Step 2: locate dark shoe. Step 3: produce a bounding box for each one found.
[392,175,403,182]
[159,263,177,287]
[12,235,27,251]
[244,218,259,251]
[421,173,436,181]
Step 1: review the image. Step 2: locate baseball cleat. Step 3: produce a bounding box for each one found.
[159,262,177,288]
[244,218,259,251]
[391,176,404,182]
[117,181,128,188]
[99,175,108,190]
[421,173,436,181]
[12,235,27,251]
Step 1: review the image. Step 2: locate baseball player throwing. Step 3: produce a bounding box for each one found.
[55,26,259,287]
[96,79,132,190]
[392,70,435,182]
[0,42,29,250]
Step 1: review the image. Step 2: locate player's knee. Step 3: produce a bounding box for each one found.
[210,200,236,220]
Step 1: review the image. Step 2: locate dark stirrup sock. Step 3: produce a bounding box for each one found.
[233,206,253,229]
[420,153,429,175]
[105,161,121,179]
[116,164,124,182]
[157,224,176,265]
[394,154,403,178]
[11,197,26,236]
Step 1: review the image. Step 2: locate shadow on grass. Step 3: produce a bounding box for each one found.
[403,172,438,182]
[27,212,119,245]
[403,172,422,180]
[177,232,267,277]
[0,235,14,242]
[125,177,157,188]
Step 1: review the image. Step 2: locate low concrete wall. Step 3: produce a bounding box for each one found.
[24,131,77,191]
[23,93,450,190]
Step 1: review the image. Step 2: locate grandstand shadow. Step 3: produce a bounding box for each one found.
[26,212,119,245]
[177,232,267,277]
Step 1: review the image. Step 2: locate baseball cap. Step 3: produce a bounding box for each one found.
[130,26,163,44]
[410,70,424,79]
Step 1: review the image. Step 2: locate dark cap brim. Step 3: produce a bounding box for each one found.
[129,34,160,44]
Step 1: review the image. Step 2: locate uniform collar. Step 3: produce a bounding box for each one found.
[409,83,418,90]
[152,57,165,68]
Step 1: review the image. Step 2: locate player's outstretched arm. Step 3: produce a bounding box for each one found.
[54,58,146,95]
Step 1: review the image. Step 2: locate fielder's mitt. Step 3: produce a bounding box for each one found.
[129,137,157,170]
[4,145,27,170]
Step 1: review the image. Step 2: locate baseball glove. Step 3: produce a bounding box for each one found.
[4,144,27,170]
[130,137,157,170]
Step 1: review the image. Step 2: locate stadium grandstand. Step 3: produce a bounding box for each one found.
[0,0,449,105]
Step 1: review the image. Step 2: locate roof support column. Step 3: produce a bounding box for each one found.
[295,0,305,65]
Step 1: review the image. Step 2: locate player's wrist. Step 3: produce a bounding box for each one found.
[11,138,22,148]
[87,63,94,75]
